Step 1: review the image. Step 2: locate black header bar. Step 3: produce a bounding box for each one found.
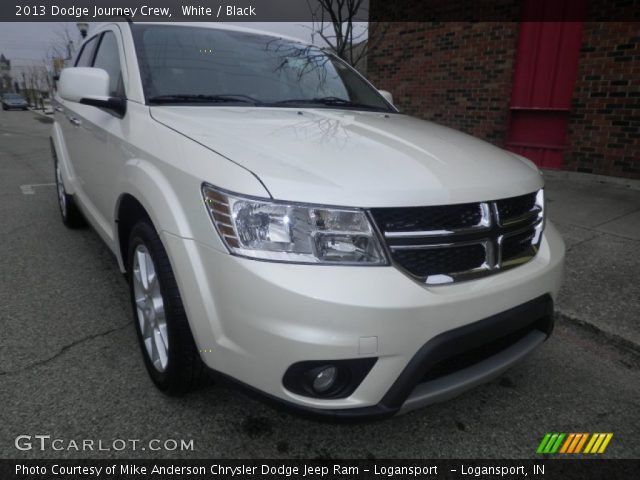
[2,459,639,480]
[2,0,639,22]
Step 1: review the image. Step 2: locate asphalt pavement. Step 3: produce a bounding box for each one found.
[544,171,640,349]
[1,109,639,459]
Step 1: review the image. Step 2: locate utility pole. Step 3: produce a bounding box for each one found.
[21,71,28,105]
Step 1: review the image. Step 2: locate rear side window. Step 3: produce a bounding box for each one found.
[75,36,99,67]
[92,32,125,97]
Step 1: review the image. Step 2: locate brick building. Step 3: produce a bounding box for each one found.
[367,2,639,179]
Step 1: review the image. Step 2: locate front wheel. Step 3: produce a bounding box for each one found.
[127,220,209,394]
[53,151,85,228]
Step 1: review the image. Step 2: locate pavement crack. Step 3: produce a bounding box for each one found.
[561,225,640,249]
[0,321,133,377]
[591,207,640,229]
[556,311,640,356]
[565,232,604,253]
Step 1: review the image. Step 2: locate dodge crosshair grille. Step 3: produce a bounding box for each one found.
[370,190,544,285]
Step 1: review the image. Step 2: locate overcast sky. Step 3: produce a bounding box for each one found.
[0,22,367,69]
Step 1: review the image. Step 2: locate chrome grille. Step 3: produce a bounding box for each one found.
[370,190,544,285]
[495,192,539,226]
[371,202,485,233]
[392,243,487,278]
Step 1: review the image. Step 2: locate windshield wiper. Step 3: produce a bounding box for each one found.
[273,96,375,109]
[148,94,263,105]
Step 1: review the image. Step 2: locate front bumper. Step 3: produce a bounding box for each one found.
[162,221,564,417]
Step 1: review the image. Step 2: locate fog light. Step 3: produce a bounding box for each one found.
[283,357,377,399]
[312,366,337,393]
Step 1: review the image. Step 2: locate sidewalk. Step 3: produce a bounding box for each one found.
[544,170,640,351]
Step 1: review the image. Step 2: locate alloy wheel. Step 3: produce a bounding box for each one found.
[132,244,169,372]
[55,163,67,218]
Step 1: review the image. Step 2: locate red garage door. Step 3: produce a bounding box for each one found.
[506,0,586,168]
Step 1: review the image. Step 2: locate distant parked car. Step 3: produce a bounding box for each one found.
[1,93,28,110]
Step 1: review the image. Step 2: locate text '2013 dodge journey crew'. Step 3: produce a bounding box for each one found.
[52,22,565,418]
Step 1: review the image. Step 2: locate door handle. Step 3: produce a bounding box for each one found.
[68,116,81,126]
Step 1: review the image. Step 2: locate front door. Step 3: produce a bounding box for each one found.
[66,27,128,243]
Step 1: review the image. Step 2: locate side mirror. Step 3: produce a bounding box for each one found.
[379,90,394,106]
[59,67,125,117]
[59,67,109,103]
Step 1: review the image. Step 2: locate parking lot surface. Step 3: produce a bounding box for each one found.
[1,110,639,459]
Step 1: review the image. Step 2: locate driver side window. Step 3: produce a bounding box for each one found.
[74,35,98,67]
[92,31,125,98]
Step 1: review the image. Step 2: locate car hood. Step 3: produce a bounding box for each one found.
[151,107,543,207]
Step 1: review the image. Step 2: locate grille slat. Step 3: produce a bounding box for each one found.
[502,228,538,263]
[371,203,484,233]
[392,244,487,278]
[496,192,539,225]
[370,191,544,284]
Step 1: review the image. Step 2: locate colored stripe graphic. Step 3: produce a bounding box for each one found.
[591,434,606,453]
[573,433,589,453]
[597,434,613,453]
[537,433,565,454]
[560,434,575,453]
[538,433,612,454]
[544,434,559,453]
[550,433,565,453]
[561,433,585,454]
[583,434,598,453]
[537,433,552,454]
[584,433,614,454]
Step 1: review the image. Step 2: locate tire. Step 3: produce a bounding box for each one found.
[127,220,209,394]
[53,146,86,228]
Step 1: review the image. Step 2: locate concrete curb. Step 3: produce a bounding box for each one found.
[543,168,640,191]
[29,108,53,118]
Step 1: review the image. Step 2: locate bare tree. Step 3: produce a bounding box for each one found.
[307,0,388,72]
[24,64,50,107]
[40,23,79,102]
[0,58,11,95]
[49,23,77,63]
[41,58,54,100]
[44,23,77,79]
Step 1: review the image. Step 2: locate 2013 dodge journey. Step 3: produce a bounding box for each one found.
[51,22,565,418]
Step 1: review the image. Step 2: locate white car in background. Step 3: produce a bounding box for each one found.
[52,22,564,419]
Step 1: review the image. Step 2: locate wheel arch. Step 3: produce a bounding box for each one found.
[50,122,77,195]
[116,193,152,272]
[114,158,198,272]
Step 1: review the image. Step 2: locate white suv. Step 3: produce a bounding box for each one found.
[52,22,564,418]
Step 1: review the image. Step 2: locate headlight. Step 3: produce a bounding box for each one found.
[534,188,545,230]
[202,184,388,265]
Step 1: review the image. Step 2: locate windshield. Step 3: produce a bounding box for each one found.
[4,94,23,99]
[131,25,393,112]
